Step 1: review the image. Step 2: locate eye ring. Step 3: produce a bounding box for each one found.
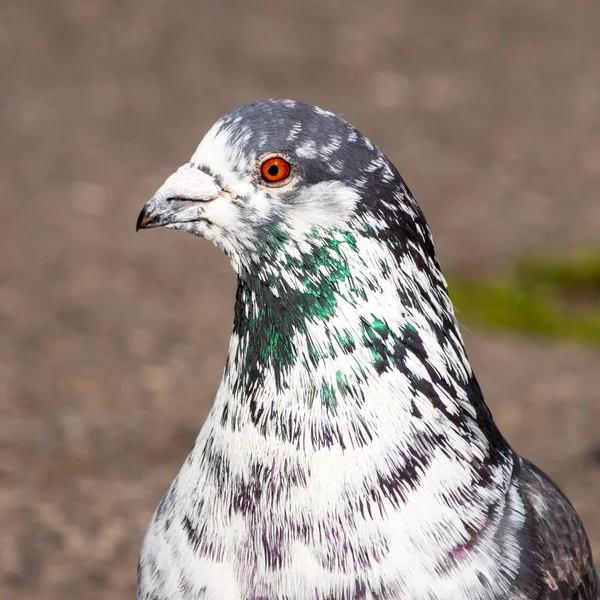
[258,154,292,187]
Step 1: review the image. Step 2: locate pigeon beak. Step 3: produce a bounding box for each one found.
[136,195,174,231]
[136,196,216,231]
[136,195,192,231]
[136,167,221,232]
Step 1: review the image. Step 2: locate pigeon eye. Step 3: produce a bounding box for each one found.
[259,156,291,186]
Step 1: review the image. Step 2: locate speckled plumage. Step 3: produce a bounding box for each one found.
[136,99,598,599]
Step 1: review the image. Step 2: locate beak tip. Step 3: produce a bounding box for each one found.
[136,205,153,232]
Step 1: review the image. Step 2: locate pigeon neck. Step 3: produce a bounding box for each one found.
[220,226,510,463]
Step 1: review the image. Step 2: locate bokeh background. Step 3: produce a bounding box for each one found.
[2,1,600,598]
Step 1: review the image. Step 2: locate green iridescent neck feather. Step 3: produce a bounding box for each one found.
[230,227,364,396]
[229,226,438,393]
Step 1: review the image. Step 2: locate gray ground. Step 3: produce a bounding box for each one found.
[1,1,599,598]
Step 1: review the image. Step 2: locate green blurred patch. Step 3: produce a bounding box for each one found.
[448,250,600,345]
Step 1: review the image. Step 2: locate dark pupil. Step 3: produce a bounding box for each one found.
[267,164,279,177]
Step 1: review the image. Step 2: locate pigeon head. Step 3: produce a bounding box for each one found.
[137,99,433,278]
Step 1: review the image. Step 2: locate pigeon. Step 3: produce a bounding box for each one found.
[136,99,598,600]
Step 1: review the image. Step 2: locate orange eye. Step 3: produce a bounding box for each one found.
[260,156,291,184]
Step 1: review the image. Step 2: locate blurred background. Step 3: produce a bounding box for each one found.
[2,1,600,598]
